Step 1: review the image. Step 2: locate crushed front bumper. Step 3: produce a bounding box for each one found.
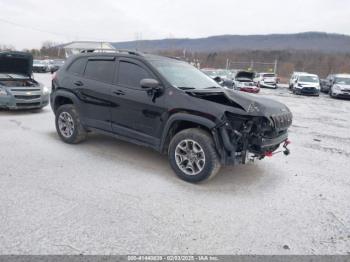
[257,132,289,149]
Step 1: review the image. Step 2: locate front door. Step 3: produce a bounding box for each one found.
[110,58,167,147]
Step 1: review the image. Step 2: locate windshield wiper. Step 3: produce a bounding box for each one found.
[204,86,221,89]
[177,86,196,90]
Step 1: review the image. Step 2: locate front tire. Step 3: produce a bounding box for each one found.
[168,128,221,183]
[55,104,87,144]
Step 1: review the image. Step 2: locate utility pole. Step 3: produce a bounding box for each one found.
[226,59,229,70]
[274,59,278,74]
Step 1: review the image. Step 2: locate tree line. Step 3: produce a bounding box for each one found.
[158,49,350,79]
[0,41,65,59]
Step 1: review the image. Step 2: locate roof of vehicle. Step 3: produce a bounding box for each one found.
[333,74,350,78]
[298,73,319,77]
[259,72,276,75]
[292,72,308,75]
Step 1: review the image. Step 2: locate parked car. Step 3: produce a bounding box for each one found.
[320,74,334,93]
[33,59,50,73]
[233,71,260,93]
[291,73,320,96]
[254,72,278,89]
[50,59,65,73]
[329,74,350,99]
[0,51,50,110]
[289,72,308,89]
[51,50,292,183]
[201,68,234,88]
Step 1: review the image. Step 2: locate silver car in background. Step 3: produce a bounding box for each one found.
[0,51,50,110]
[329,74,350,99]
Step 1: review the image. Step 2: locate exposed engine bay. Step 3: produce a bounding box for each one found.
[0,79,38,87]
[218,112,291,164]
[186,89,292,164]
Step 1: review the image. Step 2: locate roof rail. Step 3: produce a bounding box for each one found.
[80,49,143,56]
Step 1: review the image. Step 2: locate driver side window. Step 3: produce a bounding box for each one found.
[118,61,151,89]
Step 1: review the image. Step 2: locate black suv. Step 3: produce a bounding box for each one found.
[51,50,292,183]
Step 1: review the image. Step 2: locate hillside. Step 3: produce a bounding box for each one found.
[112,32,350,53]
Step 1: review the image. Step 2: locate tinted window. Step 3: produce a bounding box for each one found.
[84,60,115,83]
[68,58,87,75]
[118,61,151,88]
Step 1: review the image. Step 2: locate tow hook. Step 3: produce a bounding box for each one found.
[264,140,291,157]
[283,140,291,156]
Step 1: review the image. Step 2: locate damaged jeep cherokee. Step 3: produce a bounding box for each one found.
[51,50,292,183]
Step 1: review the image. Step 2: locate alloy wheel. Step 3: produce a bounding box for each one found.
[175,139,206,176]
[58,112,75,138]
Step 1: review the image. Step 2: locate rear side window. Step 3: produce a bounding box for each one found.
[84,60,115,83]
[118,61,151,88]
[68,58,87,75]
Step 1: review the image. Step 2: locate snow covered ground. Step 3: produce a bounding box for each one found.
[0,73,349,254]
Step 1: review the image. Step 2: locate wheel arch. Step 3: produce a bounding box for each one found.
[160,113,217,154]
[52,90,80,113]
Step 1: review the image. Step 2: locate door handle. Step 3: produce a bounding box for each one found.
[74,81,84,86]
[113,90,125,96]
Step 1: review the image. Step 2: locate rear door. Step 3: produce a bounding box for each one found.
[75,56,116,131]
[110,58,167,147]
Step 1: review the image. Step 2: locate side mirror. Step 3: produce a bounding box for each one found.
[140,78,161,90]
[50,67,58,74]
[213,76,222,83]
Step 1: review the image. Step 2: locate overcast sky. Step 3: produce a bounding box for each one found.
[1,0,350,50]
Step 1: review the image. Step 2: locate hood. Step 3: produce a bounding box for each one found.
[336,84,350,90]
[0,51,33,77]
[223,89,289,116]
[235,71,254,80]
[187,88,290,117]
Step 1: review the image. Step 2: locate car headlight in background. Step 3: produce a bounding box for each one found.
[333,85,341,91]
[42,86,50,94]
[0,88,7,96]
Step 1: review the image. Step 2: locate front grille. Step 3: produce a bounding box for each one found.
[15,95,41,100]
[16,102,41,107]
[271,112,293,130]
[301,87,316,93]
[11,88,40,92]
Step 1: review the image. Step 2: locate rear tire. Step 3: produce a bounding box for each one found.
[55,104,87,144]
[168,128,221,183]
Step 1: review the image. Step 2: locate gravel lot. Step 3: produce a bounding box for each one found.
[0,73,349,255]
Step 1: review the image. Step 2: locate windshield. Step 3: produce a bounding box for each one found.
[150,60,221,89]
[53,60,65,65]
[34,60,46,65]
[299,75,319,83]
[263,74,275,77]
[202,69,231,78]
[335,77,350,85]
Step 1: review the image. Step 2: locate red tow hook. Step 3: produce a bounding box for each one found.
[265,152,273,157]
